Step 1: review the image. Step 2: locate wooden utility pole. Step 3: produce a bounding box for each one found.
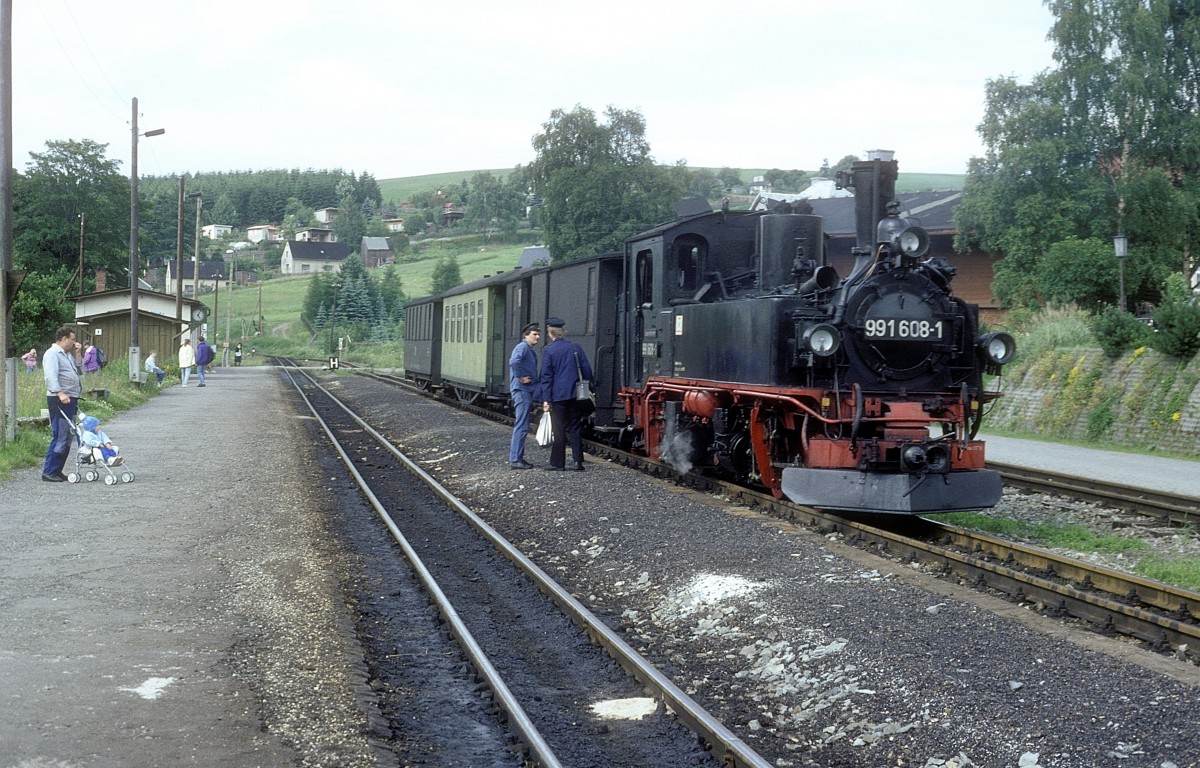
[175,177,184,327]
[1,0,15,445]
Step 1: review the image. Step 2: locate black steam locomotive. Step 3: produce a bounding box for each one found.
[404,153,1014,513]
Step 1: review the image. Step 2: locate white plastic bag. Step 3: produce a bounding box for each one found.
[535,411,553,447]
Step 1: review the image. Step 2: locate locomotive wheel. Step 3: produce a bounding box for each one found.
[104,474,117,486]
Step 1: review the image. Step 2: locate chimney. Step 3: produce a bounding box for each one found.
[95,269,107,293]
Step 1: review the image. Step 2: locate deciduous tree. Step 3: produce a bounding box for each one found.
[531,105,686,262]
[957,0,1200,311]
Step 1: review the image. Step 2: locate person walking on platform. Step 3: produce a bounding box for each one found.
[194,337,214,387]
[41,325,83,482]
[178,339,196,387]
[508,322,541,469]
[538,317,593,471]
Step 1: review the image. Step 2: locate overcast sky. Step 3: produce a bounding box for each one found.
[10,1,1057,182]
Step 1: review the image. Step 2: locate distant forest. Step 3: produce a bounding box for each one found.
[139,168,383,231]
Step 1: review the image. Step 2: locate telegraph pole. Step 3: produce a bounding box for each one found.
[1,0,15,444]
[175,178,185,328]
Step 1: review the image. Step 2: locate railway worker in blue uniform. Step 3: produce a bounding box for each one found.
[508,322,541,469]
[538,317,593,471]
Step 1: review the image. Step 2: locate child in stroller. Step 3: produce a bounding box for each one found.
[66,414,134,484]
[81,415,121,465]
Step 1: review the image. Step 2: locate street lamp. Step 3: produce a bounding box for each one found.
[129,96,164,382]
[329,281,341,367]
[212,272,222,343]
[1114,233,1129,312]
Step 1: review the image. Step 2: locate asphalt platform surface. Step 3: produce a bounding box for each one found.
[0,366,378,768]
[983,433,1198,497]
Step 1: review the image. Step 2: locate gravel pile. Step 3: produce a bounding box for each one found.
[337,376,1199,768]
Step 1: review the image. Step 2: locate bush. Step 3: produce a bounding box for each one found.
[1089,306,1151,357]
[1014,305,1095,364]
[1149,300,1200,359]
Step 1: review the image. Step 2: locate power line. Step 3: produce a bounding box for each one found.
[31,0,124,125]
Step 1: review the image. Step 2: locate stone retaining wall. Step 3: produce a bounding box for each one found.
[984,347,1200,457]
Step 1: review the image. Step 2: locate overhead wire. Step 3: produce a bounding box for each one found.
[31,0,126,127]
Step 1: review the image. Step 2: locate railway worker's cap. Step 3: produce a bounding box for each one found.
[521,322,540,334]
[546,317,565,328]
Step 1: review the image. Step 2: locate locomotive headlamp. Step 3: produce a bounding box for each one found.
[926,445,951,473]
[877,214,930,259]
[802,323,841,356]
[893,226,930,258]
[978,331,1017,366]
[900,444,928,471]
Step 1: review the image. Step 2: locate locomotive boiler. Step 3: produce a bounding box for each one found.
[613,152,1015,513]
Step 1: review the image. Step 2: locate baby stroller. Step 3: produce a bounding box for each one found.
[64,413,135,485]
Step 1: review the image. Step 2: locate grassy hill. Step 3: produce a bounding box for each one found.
[377,168,965,203]
[210,236,530,361]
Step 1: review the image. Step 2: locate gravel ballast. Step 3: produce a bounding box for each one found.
[331,374,1200,768]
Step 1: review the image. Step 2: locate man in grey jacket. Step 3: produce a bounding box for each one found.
[42,325,83,482]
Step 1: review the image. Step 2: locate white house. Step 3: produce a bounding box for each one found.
[201,224,233,239]
[280,240,353,275]
[246,225,278,244]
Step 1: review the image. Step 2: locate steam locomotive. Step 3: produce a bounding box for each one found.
[404,152,1014,513]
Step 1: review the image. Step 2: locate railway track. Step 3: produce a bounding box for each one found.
[279,361,772,767]
[343,364,1200,666]
[992,460,1200,528]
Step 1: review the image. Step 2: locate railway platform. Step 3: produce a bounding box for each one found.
[983,433,1198,497]
[0,366,379,767]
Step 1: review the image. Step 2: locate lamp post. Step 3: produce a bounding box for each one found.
[1114,233,1129,312]
[212,272,221,343]
[129,96,164,382]
[225,249,235,366]
[328,281,341,368]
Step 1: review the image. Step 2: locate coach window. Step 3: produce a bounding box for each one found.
[635,249,654,307]
[673,237,706,294]
[586,266,597,334]
[477,301,484,343]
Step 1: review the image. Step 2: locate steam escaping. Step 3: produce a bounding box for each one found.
[659,430,695,475]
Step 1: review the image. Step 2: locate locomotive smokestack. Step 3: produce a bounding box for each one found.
[850,151,898,251]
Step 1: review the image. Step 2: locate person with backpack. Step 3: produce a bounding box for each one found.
[194,337,215,387]
[81,343,101,374]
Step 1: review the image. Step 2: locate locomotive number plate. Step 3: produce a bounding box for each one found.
[863,318,944,340]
